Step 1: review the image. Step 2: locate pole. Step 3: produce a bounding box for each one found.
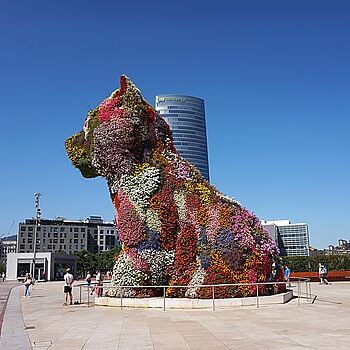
[256,284,259,309]
[212,286,215,311]
[297,279,301,306]
[163,286,166,311]
[32,193,41,280]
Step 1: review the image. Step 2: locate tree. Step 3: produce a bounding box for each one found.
[75,244,121,278]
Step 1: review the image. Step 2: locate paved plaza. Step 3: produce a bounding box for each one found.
[1,281,350,349]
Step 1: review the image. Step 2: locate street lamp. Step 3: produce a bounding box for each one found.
[31,193,41,279]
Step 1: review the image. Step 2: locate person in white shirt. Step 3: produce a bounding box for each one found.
[63,268,74,305]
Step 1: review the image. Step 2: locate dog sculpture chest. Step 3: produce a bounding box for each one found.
[66,75,280,298]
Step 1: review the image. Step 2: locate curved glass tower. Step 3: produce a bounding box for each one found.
[155,95,210,181]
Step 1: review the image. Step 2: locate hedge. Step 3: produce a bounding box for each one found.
[280,255,350,272]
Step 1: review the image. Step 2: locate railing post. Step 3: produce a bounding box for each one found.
[212,286,215,311]
[120,286,123,310]
[87,285,90,307]
[163,286,166,311]
[308,280,312,302]
[256,284,259,308]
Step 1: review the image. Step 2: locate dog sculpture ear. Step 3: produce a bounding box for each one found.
[65,108,99,178]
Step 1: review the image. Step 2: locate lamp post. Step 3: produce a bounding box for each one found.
[31,193,41,280]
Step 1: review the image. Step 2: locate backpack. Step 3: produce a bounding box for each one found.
[321,266,327,275]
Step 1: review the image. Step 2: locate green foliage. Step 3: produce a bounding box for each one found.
[75,245,121,278]
[281,255,350,272]
[0,262,5,274]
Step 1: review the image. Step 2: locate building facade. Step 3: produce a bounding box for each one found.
[262,220,310,256]
[0,235,17,263]
[17,216,117,255]
[155,95,210,181]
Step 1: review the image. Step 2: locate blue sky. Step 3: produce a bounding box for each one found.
[0,1,349,248]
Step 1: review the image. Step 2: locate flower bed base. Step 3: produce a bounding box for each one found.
[95,290,293,309]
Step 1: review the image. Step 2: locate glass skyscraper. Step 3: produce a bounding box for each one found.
[155,95,210,181]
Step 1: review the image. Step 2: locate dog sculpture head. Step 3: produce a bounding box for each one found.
[65,75,176,184]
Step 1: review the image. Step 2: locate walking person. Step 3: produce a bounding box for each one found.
[63,268,74,305]
[319,263,331,285]
[2,272,5,282]
[23,273,32,298]
[284,265,291,287]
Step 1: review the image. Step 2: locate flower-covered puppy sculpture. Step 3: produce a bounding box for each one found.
[65,75,283,298]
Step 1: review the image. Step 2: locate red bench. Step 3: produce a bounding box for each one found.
[291,270,350,282]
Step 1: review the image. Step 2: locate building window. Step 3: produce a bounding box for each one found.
[54,233,58,238]
[74,239,78,244]
[74,228,79,233]
[21,226,26,231]
[81,228,85,232]
[74,233,79,238]
[28,227,33,232]
[60,239,64,243]
[60,227,65,232]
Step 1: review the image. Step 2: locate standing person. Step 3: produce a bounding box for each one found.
[63,268,74,305]
[2,272,5,282]
[284,265,291,287]
[85,271,92,292]
[94,270,102,297]
[23,273,32,298]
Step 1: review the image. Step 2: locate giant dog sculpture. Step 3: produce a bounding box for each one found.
[66,75,282,298]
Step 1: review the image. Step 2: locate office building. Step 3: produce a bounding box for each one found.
[17,216,117,255]
[155,95,210,181]
[262,220,310,256]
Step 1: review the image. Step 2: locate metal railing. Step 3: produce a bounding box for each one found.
[74,277,315,310]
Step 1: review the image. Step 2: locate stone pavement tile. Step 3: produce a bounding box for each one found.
[223,338,268,350]
[117,337,154,350]
[83,340,117,349]
[151,332,190,350]
[182,334,229,349]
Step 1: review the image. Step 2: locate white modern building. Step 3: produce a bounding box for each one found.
[262,220,310,256]
[155,95,210,181]
[0,235,17,263]
[6,252,77,281]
